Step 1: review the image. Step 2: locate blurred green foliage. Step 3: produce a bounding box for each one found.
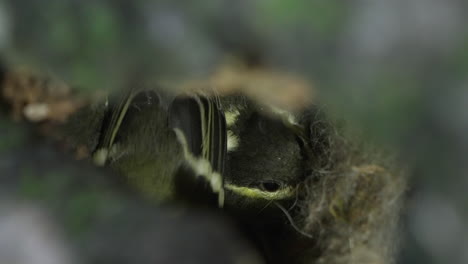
[254,0,346,36]
[0,117,27,151]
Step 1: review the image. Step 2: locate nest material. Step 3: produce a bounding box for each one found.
[297,119,406,264]
[1,68,83,123]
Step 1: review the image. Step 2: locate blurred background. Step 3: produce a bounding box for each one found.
[0,0,467,263]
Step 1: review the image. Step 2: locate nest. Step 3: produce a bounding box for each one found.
[295,113,406,264]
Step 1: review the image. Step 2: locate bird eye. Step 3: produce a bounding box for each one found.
[259,181,282,192]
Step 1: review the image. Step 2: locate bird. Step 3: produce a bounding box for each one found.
[64,86,318,259]
[64,85,404,264]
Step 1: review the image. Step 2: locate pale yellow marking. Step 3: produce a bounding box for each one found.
[268,106,298,126]
[225,109,240,127]
[227,131,239,152]
[224,184,296,200]
[93,148,109,166]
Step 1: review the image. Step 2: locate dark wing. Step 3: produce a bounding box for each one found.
[169,95,227,175]
[93,87,137,166]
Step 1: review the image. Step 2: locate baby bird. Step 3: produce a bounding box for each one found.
[66,87,404,264]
